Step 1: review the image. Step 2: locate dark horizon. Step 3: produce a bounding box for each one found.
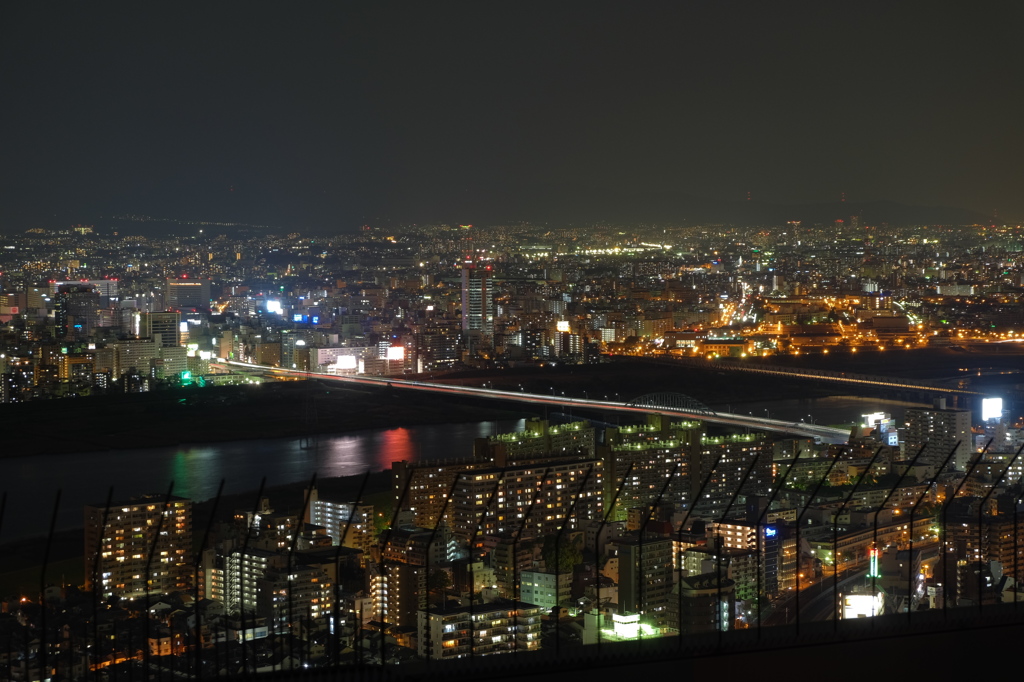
[2,2,1022,232]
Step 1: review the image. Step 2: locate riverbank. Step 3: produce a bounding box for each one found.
[7,350,999,459]
[0,380,527,458]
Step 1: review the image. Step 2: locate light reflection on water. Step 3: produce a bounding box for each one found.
[0,396,937,541]
[0,419,524,540]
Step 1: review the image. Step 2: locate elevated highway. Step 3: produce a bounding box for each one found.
[214,360,851,443]
[649,355,987,398]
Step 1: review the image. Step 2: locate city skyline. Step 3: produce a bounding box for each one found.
[4,3,1024,678]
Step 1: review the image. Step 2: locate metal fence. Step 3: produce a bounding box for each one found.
[3,438,1024,681]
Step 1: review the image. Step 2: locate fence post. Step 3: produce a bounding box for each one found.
[380,468,416,669]
[677,453,725,648]
[634,463,679,653]
[715,456,760,645]
[510,468,549,656]
[469,471,506,660]
[831,447,885,630]
[238,477,266,677]
[906,442,961,625]
[191,479,224,681]
[597,463,634,653]
[976,443,1024,617]
[940,439,990,619]
[285,473,318,672]
[870,443,928,621]
[794,451,843,635]
[332,470,371,670]
[142,483,174,682]
[755,450,803,638]
[423,473,463,663]
[88,488,113,682]
[38,490,62,682]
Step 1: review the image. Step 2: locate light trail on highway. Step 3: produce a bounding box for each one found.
[212,360,851,443]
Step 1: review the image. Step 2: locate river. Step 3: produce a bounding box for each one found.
[0,419,524,542]
[0,394,930,541]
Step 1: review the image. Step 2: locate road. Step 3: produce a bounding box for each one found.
[213,360,851,443]
[763,566,869,626]
[658,356,985,398]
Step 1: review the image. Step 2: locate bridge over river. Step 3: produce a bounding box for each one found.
[216,361,852,443]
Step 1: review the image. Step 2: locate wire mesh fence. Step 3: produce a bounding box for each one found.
[4,434,1024,681]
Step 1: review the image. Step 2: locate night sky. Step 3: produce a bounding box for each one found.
[2,2,1022,231]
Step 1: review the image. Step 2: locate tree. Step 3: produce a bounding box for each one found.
[543,535,582,574]
[428,569,451,591]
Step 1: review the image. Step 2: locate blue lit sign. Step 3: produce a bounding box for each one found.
[764,527,777,538]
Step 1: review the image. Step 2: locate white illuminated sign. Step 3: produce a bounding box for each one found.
[862,412,885,428]
[982,397,1003,422]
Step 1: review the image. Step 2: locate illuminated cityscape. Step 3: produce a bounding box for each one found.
[1,2,1023,681]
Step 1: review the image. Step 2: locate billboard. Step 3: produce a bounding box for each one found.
[982,397,1003,422]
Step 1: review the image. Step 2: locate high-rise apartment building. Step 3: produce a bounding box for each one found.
[615,536,675,627]
[417,599,542,659]
[601,415,702,514]
[306,487,375,558]
[690,433,772,514]
[448,458,604,541]
[84,494,193,600]
[460,261,494,338]
[905,406,972,471]
[218,548,332,628]
[480,419,596,463]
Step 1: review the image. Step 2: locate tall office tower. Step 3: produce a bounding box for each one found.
[165,277,211,310]
[54,283,101,339]
[460,261,494,339]
[905,405,973,471]
[690,433,772,515]
[138,311,181,347]
[84,494,193,599]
